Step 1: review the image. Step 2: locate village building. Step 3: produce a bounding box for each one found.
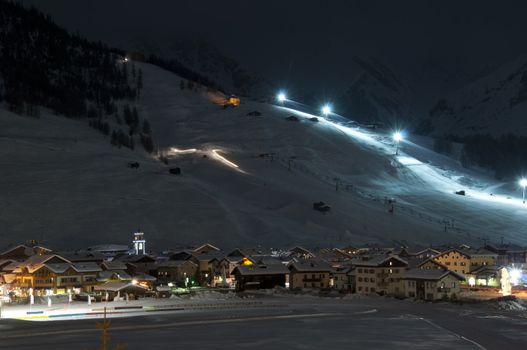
[288,246,316,260]
[8,254,103,295]
[331,266,352,291]
[86,244,130,260]
[485,243,527,266]
[196,255,221,286]
[432,249,470,275]
[216,249,255,286]
[156,260,198,286]
[403,269,465,300]
[397,247,441,260]
[289,260,332,289]
[354,255,408,296]
[94,281,150,301]
[233,264,289,291]
[432,248,497,276]
[193,243,221,254]
[466,265,500,287]
[417,258,448,271]
[114,254,157,276]
[0,243,52,261]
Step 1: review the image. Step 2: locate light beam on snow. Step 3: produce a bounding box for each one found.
[211,149,245,173]
[396,156,423,166]
[169,147,197,155]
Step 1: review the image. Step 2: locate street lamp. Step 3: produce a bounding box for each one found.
[321,104,332,116]
[393,132,403,155]
[520,178,527,204]
[277,92,286,103]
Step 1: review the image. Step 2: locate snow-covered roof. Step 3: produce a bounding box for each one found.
[2,273,17,284]
[289,260,331,272]
[0,245,34,258]
[194,251,225,262]
[94,281,149,292]
[132,272,157,281]
[102,261,128,270]
[24,254,70,273]
[97,270,132,282]
[353,255,408,267]
[87,244,130,253]
[0,259,16,268]
[57,250,105,262]
[193,243,220,253]
[234,264,289,276]
[115,254,156,263]
[1,261,21,272]
[158,260,196,268]
[71,262,102,273]
[403,268,465,281]
[43,263,70,274]
[416,258,448,270]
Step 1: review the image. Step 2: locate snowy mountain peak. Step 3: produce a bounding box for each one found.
[337,56,415,127]
[424,53,527,137]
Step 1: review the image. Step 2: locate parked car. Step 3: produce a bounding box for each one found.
[313,201,331,213]
[169,167,181,175]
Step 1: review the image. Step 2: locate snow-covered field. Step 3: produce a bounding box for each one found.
[1,61,526,250]
[1,292,527,349]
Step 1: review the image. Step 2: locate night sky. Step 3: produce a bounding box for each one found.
[25,0,527,95]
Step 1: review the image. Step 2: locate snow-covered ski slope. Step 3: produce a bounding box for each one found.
[1,62,526,250]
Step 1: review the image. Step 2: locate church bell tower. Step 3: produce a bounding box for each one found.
[133,231,146,255]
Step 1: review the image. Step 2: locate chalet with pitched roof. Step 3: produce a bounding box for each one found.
[289,260,332,289]
[403,269,465,300]
[354,255,408,296]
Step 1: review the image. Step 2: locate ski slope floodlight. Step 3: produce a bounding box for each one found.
[321,104,332,116]
[277,92,287,102]
[520,178,527,203]
[509,267,522,285]
[393,131,404,155]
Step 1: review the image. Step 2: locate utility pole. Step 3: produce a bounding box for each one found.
[97,307,110,350]
[334,177,341,192]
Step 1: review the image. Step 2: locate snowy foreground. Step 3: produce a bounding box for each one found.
[1,61,527,249]
[0,291,526,349]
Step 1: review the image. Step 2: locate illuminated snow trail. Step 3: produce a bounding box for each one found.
[210,149,246,174]
[166,146,246,174]
[168,147,197,155]
[277,105,527,209]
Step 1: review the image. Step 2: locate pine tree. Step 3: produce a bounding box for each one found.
[137,69,143,93]
[141,134,154,153]
[110,130,118,145]
[103,122,110,136]
[142,119,151,134]
[180,80,185,90]
[123,104,132,125]
[132,107,139,128]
